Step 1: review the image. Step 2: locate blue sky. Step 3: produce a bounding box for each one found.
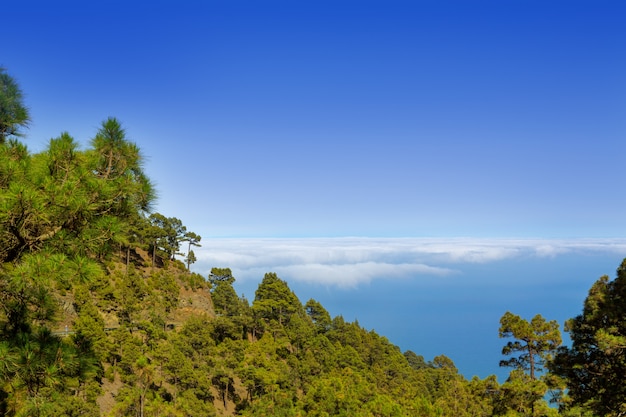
[3,0,626,378]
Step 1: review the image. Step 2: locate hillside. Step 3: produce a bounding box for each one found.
[53,247,503,417]
[54,248,214,333]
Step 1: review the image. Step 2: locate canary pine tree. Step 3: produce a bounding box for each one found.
[0,68,30,143]
[550,259,626,416]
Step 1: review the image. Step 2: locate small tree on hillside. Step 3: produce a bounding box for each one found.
[497,312,561,416]
[185,250,197,271]
[183,231,201,271]
[499,311,561,380]
[148,213,188,261]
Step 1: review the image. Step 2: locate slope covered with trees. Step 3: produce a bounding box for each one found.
[1,67,625,416]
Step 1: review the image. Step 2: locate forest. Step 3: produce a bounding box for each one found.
[1,67,625,416]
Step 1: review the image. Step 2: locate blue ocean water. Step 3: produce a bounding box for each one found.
[234,250,625,381]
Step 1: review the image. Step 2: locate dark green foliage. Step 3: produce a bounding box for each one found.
[404,350,428,370]
[492,369,557,416]
[550,259,626,416]
[305,298,331,334]
[253,272,304,327]
[186,249,197,270]
[148,271,180,316]
[496,312,562,416]
[499,311,561,380]
[209,267,235,286]
[211,277,239,315]
[183,231,201,271]
[0,327,99,416]
[183,271,209,291]
[0,122,154,263]
[72,287,110,361]
[0,75,159,414]
[148,213,188,261]
[143,215,201,270]
[0,68,30,143]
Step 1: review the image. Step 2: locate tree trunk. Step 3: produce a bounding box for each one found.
[528,345,535,380]
[126,246,130,274]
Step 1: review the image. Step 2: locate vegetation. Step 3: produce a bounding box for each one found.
[550,259,626,417]
[499,312,561,381]
[1,67,625,416]
[0,68,30,143]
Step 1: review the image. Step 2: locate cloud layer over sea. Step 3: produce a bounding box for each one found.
[193,237,626,288]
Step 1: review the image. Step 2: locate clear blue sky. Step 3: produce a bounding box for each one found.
[4,0,626,379]
[4,0,625,239]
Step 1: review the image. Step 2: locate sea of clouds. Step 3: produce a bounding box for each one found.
[192,237,626,288]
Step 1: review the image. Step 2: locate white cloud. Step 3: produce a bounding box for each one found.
[190,237,626,288]
[263,262,451,288]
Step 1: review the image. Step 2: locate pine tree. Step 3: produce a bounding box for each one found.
[499,311,561,380]
[550,259,626,416]
[0,68,30,143]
